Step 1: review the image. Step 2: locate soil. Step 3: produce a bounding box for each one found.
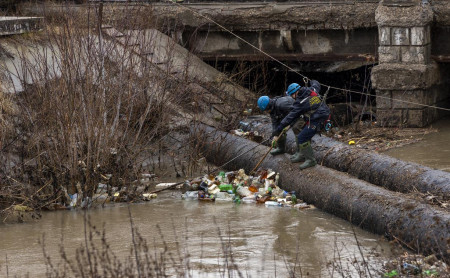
[327,122,438,152]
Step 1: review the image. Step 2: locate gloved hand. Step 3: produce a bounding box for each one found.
[272,136,278,148]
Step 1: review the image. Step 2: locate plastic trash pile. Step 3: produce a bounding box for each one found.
[182,168,311,209]
[382,253,447,277]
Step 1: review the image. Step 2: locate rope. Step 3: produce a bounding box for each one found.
[162,0,450,112]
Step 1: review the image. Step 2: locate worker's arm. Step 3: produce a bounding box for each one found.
[309,80,321,94]
[274,100,307,136]
[270,113,278,132]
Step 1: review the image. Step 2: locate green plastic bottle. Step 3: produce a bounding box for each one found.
[291,194,297,204]
[234,196,241,204]
[218,171,226,182]
[219,184,233,192]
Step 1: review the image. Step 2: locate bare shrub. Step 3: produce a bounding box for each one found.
[0,3,192,212]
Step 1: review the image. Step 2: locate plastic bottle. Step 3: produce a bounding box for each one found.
[208,183,218,191]
[249,184,259,193]
[236,186,252,197]
[291,194,298,204]
[242,196,256,204]
[218,171,226,182]
[402,263,420,274]
[182,191,198,200]
[234,196,241,204]
[265,201,281,207]
[219,184,233,192]
[215,192,234,201]
[258,188,266,195]
[239,121,250,131]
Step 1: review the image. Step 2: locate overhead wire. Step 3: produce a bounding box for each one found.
[161,0,450,112]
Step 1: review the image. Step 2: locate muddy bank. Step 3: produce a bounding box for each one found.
[249,120,450,198]
[194,124,449,262]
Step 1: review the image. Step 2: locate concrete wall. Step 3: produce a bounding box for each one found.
[0,17,42,36]
[184,29,378,62]
[371,0,450,127]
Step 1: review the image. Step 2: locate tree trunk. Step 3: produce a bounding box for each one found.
[194,124,449,262]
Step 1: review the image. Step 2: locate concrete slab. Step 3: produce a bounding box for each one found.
[0,16,43,36]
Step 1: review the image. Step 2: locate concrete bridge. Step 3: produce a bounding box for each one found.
[18,0,450,127]
[147,0,450,127]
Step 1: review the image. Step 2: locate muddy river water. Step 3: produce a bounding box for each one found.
[385,116,450,172]
[0,191,394,277]
[4,118,449,277]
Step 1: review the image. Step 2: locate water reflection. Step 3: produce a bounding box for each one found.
[385,116,450,172]
[0,191,392,277]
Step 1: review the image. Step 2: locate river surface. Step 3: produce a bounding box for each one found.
[385,116,450,172]
[0,191,393,277]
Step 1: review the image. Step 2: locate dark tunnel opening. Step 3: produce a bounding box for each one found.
[208,60,378,126]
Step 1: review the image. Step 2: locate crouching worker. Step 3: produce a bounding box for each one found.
[257,95,304,160]
[273,80,330,170]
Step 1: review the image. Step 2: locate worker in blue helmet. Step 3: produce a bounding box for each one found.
[257,95,304,158]
[273,79,330,170]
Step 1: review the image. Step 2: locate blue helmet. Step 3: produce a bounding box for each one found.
[257,96,270,111]
[286,83,301,96]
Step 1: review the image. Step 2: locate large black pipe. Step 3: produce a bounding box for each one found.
[195,124,449,261]
[246,117,450,196]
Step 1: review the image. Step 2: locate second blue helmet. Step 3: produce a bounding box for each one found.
[257,96,270,111]
[286,83,301,96]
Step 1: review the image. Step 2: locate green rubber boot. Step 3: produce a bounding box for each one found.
[290,139,304,163]
[270,133,286,155]
[299,141,317,170]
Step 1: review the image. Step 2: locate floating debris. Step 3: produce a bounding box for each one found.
[231,129,263,143]
[13,205,33,212]
[142,193,157,201]
[181,168,312,210]
[155,182,177,188]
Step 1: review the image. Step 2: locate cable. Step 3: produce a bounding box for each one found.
[162,0,450,112]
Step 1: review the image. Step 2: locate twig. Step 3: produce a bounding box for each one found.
[392,235,417,252]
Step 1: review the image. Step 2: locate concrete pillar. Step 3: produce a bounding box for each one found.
[371,0,441,127]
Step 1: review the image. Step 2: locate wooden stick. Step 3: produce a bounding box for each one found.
[250,125,290,175]
[249,146,273,175]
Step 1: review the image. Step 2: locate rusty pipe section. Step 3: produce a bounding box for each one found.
[194,124,449,261]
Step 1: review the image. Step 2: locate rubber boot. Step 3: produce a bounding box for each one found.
[299,141,317,170]
[270,134,286,155]
[290,138,304,163]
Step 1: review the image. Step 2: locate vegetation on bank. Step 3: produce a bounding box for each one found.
[0,4,191,218]
[0,2,260,220]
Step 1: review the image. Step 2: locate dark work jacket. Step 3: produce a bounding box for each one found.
[277,80,330,132]
[269,96,295,131]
